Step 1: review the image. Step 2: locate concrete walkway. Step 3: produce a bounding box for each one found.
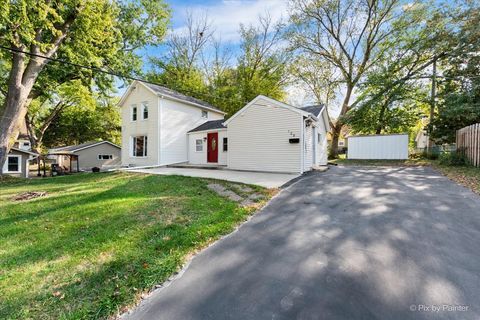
[123,166,480,320]
[125,167,299,188]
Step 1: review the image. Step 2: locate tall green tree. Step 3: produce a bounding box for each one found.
[288,0,450,157]
[0,0,169,173]
[148,13,288,117]
[431,3,480,143]
[42,96,121,147]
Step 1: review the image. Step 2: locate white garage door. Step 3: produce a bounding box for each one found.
[347,134,409,160]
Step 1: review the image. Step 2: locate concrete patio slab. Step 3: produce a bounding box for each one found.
[124,167,299,188]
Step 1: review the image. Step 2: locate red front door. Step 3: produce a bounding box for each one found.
[207,132,218,163]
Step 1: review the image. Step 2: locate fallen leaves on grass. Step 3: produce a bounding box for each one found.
[12,191,47,201]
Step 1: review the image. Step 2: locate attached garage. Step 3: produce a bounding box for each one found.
[224,96,330,174]
[347,134,409,159]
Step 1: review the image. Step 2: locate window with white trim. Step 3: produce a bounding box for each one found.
[131,105,138,121]
[4,155,21,173]
[318,133,322,144]
[201,110,208,118]
[132,136,147,157]
[141,102,149,120]
[195,139,203,152]
[98,154,113,160]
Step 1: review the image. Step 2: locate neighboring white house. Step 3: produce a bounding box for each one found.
[119,81,330,174]
[415,129,429,149]
[2,147,38,178]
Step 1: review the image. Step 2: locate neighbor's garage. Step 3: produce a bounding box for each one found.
[347,134,409,159]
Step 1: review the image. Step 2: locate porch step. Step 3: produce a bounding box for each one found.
[167,163,227,170]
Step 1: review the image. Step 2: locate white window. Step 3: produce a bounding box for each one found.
[98,154,113,160]
[131,105,137,121]
[201,110,208,118]
[20,141,30,150]
[141,102,148,120]
[132,136,147,157]
[195,139,203,152]
[3,155,21,173]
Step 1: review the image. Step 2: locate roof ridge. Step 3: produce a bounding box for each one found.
[143,82,224,114]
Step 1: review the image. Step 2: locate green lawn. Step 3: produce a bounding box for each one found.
[0,172,272,319]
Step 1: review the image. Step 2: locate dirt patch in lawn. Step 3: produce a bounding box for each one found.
[12,191,48,201]
[206,183,268,207]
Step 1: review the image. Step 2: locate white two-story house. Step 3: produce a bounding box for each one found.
[119,80,226,167]
[119,81,330,174]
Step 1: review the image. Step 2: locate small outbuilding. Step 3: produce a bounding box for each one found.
[2,147,38,178]
[347,134,409,160]
[48,141,121,171]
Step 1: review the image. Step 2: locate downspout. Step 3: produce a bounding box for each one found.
[158,96,162,165]
[300,116,305,174]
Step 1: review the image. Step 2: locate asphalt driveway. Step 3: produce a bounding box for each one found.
[123,166,480,320]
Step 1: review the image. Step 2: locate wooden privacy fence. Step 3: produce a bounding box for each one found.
[456,123,480,167]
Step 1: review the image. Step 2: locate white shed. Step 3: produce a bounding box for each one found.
[347,134,409,159]
[224,96,330,174]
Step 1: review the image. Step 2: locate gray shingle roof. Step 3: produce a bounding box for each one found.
[144,83,224,114]
[188,120,226,133]
[53,141,119,152]
[299,105,325,117]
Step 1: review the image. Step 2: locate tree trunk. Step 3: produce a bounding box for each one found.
[376,102,388,134]
[0,52,49,173]
[329,84,354,158]
[329,124,342,159]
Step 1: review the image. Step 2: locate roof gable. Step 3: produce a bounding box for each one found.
[224,95,311,125]
[299,104,331,131]
[10,147,38,156]
[51,141,120,153]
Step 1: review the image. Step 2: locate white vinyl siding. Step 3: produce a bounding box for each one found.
[159,98,224,165]
[348,134,409,159]
[316,119,328,165]
[303,122,313,171]
[188,130,227,165]
[227,98,302,173]
[121,83,159,166]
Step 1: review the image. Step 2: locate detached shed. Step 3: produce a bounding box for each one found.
[347,134,409,160]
